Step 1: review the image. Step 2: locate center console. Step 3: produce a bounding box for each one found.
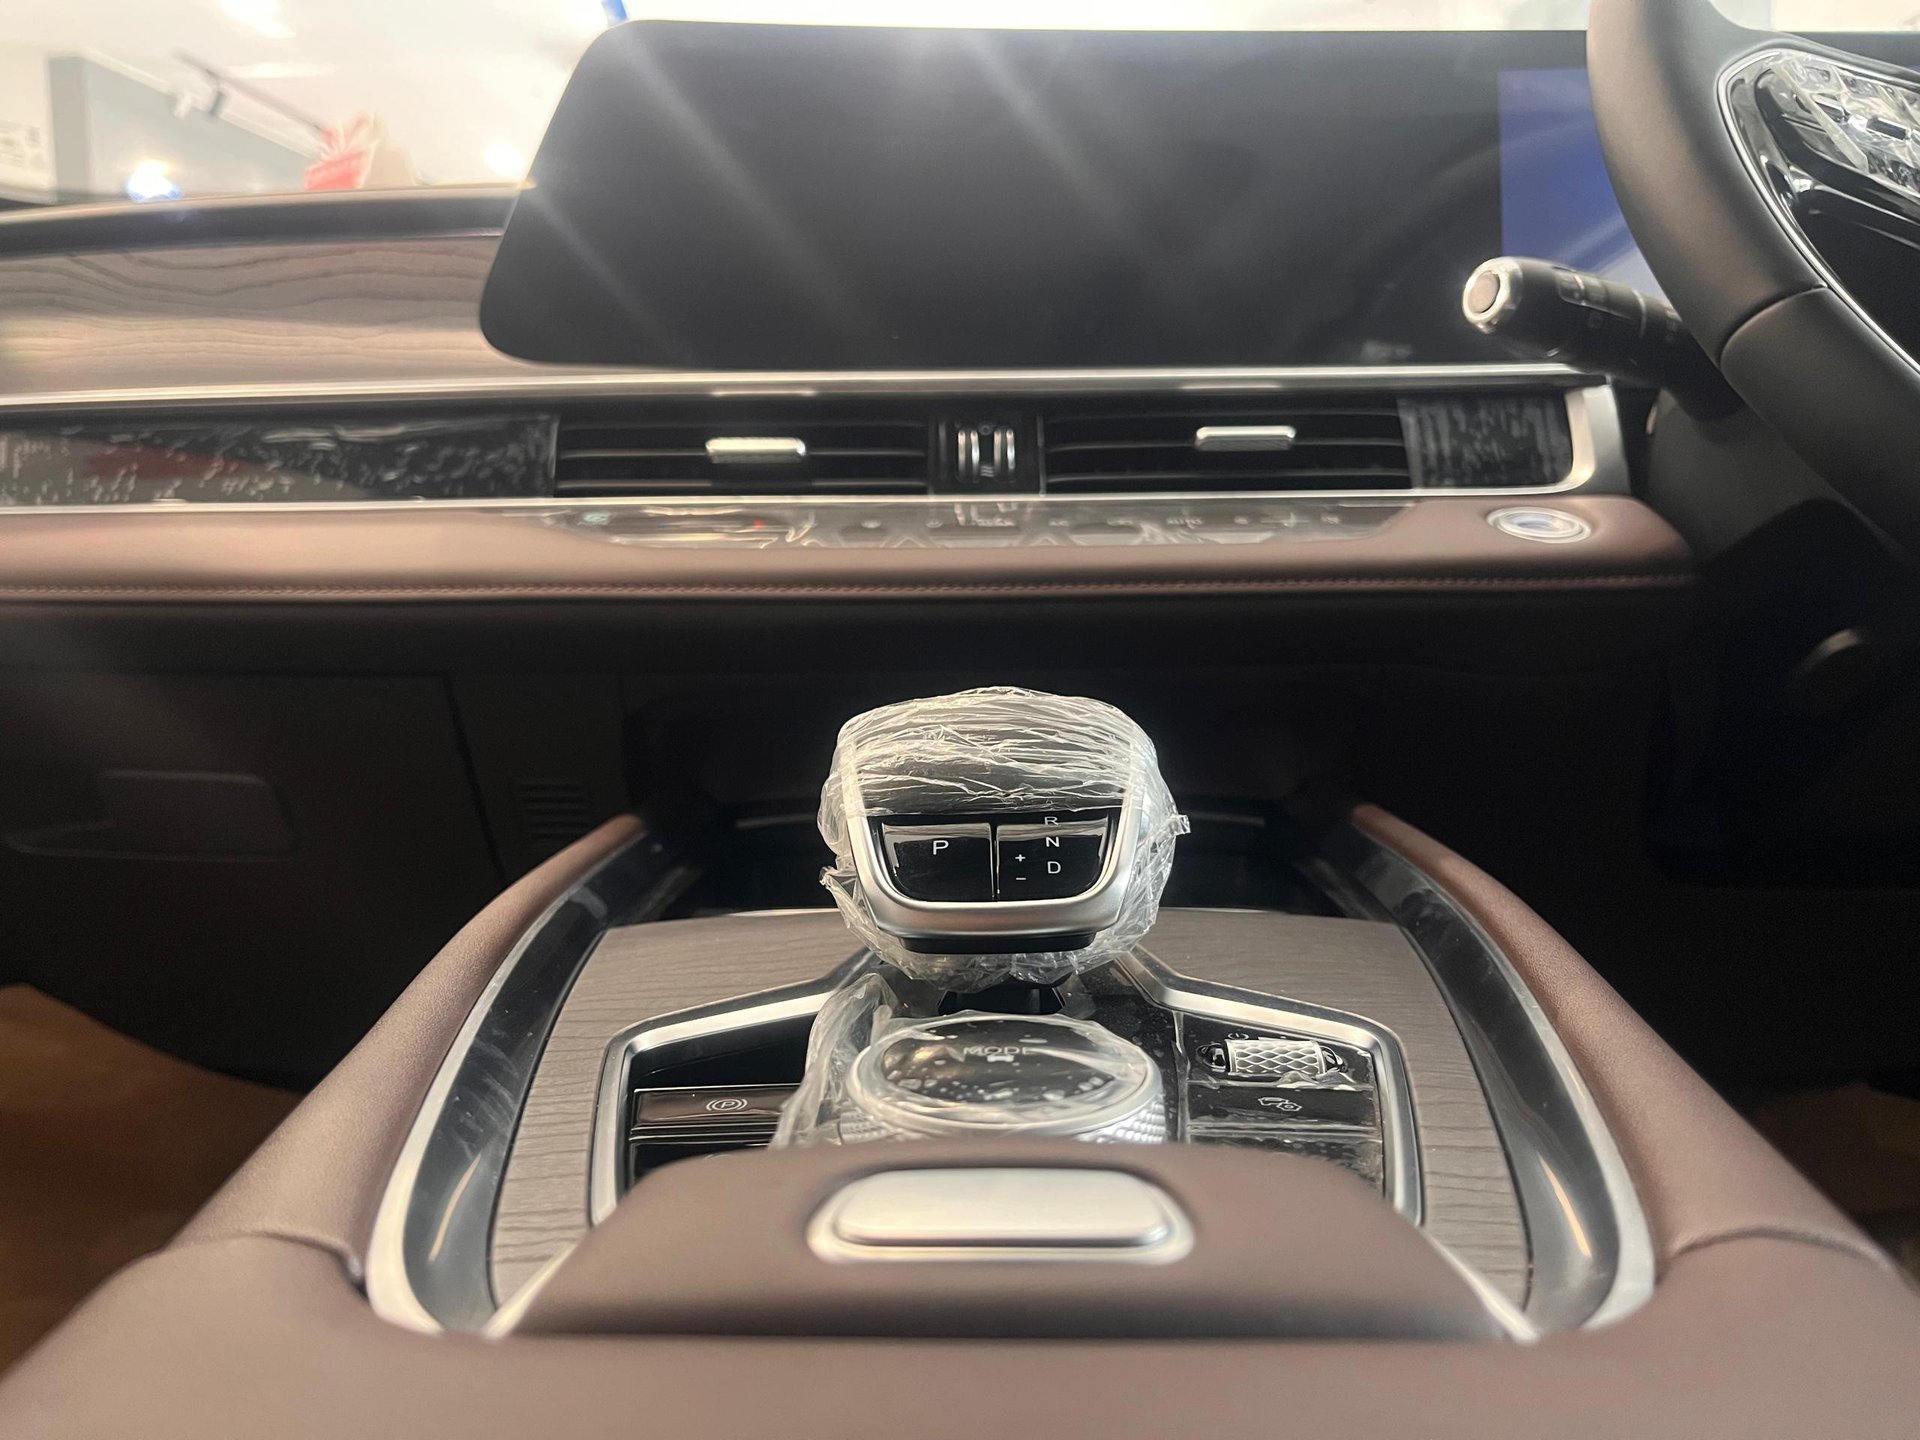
[11,685,1915,1438]
[366,687,1647,1340]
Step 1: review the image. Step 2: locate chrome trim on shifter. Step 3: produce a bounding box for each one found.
[846,788,1143,948]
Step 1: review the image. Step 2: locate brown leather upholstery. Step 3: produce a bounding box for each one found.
[6,802,1919,1438]
[177,814,643,1275]
[1350,804,1888,1271]
[509,1141,1503,1341]
[0,497,1687,603]
[4,1232,1918,1438]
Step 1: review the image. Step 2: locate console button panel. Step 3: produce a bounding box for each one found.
[1178,1015,1384,1192]
[627,1083,797,1182]
[609,975,1403,1206]
[875,808,1116,903]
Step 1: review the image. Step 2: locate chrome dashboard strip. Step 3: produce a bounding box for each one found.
[0,384,1625,518]
[0,361,1589,416]
[365,830,693,1335]
[1325,821,1656,1332]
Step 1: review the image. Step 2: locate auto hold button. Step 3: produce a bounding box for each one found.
[879,822,994,901]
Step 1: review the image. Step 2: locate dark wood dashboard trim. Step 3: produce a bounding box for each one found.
[0,496,1690,603]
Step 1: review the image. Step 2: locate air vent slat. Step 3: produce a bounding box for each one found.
[1040,395,1413,496]
[1045,437,1407,455]
[1043,471,1412,495]
[553,409,930,497]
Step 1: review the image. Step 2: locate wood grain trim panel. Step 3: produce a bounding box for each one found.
[0,497,1691,604]
[1138,910,1530,1305]
[489,913,860,1302]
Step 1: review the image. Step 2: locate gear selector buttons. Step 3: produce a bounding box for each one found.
[876,810,1117,904]
[995,813,1110,899]
[879,823,994,901]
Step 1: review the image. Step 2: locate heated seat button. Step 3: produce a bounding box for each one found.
[995,814,1110,900]
[879,822,994,901]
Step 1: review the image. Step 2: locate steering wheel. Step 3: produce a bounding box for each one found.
[1589,0,1920,555]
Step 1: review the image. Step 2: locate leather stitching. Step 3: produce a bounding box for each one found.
[1671,1225,1893,1274]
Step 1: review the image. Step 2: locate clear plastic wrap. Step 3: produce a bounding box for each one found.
[816,686,1190,989]
[772,972,1166,1148]
[772,973,905,1147]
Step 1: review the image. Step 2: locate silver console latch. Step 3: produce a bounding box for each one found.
[810,1168,1194,1264]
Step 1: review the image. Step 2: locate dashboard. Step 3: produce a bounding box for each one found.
[0,23,1749,583]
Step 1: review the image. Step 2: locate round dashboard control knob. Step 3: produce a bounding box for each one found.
[840,1014,1166,1144]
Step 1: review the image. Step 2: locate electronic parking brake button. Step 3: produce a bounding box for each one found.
[879,822,994,902]
[995,813,1110,900]
[632,1086,796,1128]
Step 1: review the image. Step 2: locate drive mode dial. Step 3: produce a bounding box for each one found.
[840,1014,1165,1144]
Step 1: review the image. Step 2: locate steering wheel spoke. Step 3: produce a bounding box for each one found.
[1591,0,1920,555]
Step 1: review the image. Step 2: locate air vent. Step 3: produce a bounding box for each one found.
[553,410,930,496]
[1040,398,1411,495]
[513,777,594,848]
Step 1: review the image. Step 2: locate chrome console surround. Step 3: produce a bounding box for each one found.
[370,809,1655,1339]
[365,831,693,1335]
[586,948,1424,1230]
[1325,820,1657,1332]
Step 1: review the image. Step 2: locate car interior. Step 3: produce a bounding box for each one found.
[3,0,1920,1432]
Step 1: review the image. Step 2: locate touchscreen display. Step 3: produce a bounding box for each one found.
[482,24,1644,371]
[1498,66,1659,296]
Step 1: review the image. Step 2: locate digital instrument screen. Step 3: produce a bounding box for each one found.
[1497,66,1660,296]
[482,24,1645,371]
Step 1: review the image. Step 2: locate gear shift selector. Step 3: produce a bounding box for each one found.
[819,686,1188,989]
[776,688,1187,1149]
